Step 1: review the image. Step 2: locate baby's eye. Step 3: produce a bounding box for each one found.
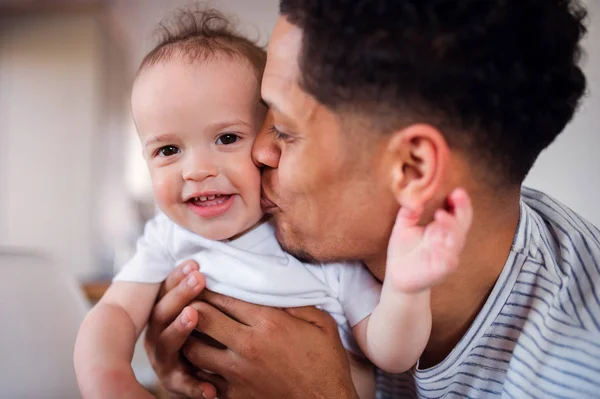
[157,145,180,157]
[216,134,240,145]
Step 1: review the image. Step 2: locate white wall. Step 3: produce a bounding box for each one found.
[0,14,102,278]
[109,0,278,74]
[0,2,277,280]
[525,0,600,227]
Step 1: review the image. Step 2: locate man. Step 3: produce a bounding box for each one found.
[143,1,600,398]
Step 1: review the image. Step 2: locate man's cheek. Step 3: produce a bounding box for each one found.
[281,157,311,193]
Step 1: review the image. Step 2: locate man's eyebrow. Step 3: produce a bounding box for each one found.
[261,97,285,116]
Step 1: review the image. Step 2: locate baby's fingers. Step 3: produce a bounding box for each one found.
[424,210,460,249]
[447,188,473,233]
[426,245,461,283]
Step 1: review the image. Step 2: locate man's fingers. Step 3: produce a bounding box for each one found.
[154,306,198,363]
[200,290,284,326]
[194,369,227,399]
[160,260,200,297]
[152,271,206,327]
[165,368,215,399]
[190,300,250,349]
[284,306,336,330]
[147,305,218,399]
[182,335,236,377]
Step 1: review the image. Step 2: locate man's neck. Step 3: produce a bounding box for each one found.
[366,186,522,369]
[426,187,522,367]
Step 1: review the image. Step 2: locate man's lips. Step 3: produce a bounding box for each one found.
[260,193,277,212]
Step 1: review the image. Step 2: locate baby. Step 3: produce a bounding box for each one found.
[74,8,471,399]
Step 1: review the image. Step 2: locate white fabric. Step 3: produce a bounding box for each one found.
[115,213,382,354]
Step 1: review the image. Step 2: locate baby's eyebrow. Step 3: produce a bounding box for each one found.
[144,133,178,148]
[205,119,253,131]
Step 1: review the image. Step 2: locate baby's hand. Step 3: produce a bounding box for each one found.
[386,188,472,294]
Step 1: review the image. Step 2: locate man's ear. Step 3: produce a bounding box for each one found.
[387,124,450,213]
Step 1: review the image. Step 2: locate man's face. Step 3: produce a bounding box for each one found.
[253,17,398,272]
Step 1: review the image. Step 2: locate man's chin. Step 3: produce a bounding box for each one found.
[273,225,320,264]
[279,241,321,264]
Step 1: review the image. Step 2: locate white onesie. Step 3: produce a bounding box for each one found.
[114,213,382,354]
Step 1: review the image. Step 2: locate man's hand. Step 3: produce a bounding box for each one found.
[144,260,218,399]
[182,292,359,399]
[387,188,473,293]
[146,261,359,399]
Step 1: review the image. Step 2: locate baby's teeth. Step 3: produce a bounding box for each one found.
[207,195,216,200]
[200,196,207,201]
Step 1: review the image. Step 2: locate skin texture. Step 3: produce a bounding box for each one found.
[132,56,265,241]
[145,17,522,399]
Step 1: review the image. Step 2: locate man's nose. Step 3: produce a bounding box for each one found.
[182,152,218,181]
[252,122,281,169]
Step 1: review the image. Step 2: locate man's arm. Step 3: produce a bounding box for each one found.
[144,261,359,399]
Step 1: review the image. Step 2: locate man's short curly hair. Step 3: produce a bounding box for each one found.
[139,7,266,83]
[280,0,588,186]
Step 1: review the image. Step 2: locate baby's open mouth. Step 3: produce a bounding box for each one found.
[188,194,232,207]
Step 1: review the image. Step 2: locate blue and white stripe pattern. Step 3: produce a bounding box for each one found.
[376,187,600,398]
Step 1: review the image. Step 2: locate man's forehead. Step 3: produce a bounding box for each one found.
[263,16,318,122]
[266,17,302,81]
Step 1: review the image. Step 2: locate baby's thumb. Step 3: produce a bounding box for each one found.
[392,206,422,230]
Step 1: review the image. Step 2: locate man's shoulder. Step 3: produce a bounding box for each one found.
[502,188,600,396]
[520,187,599,242]
[520,187,600,279]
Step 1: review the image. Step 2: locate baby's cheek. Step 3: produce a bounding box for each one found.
[242,165,263,217]
[232,157,261,191]
[248,168,263,201]
[152,176,177,208]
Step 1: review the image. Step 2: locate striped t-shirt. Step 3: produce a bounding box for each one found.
[376,187,600,398]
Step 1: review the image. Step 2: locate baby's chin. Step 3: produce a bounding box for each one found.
[184,216,264,242]
[184,222,241,242]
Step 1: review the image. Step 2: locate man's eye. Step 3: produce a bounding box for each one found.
[157,145,180,157]
[269,126,291,141]
[216,134,240,145]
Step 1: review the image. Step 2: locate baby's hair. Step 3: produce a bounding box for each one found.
[138,6,266,82]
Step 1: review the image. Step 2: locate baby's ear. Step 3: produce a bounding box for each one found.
[387,124,450,213]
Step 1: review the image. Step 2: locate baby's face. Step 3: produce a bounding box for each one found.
[132,57,266,240]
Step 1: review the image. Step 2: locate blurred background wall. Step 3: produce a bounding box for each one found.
[0,0,598,283]
[0,0,277,280]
